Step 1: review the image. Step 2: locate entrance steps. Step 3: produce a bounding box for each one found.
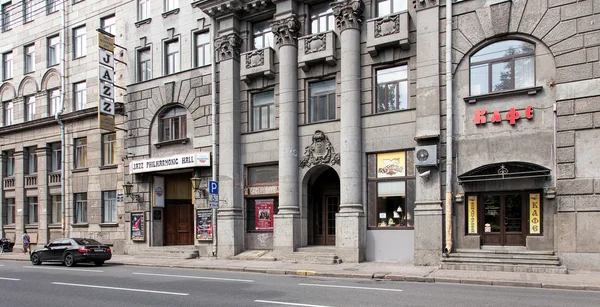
[440,248,567,274]
[283,246,341,265]
[132,246,199,259]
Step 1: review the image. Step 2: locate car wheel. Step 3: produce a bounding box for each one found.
[64,253,76,267]
[31,253,42,265]
[94,261,105,266]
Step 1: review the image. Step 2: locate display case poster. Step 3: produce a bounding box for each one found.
[255,199,274,230]
[131,211,146,241]
[377,152,406,178]
[196,209,213,241]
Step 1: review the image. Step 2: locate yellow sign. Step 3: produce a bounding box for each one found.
[98,32,115,53]
[377,152,406,177]
[529,193,541,234]
[467,196,478,234]
[98,113,115,132]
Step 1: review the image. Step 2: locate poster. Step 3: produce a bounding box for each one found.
[467,196,478,234]
[196,209,213,241]
[529,193,541,234]
[377,152,406,178]
[255,199,274,230]
[130,211,145,241]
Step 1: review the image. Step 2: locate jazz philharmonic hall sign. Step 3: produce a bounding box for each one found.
[130,152,211,174]
[98,30,116,131]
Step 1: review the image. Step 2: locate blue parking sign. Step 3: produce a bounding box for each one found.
[209,181,219,195]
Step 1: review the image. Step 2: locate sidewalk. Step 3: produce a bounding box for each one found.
[2,252,600,292]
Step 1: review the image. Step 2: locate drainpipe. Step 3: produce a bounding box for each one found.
[210,16,218,257]
[56,0,67,239]
[444,0,454,254]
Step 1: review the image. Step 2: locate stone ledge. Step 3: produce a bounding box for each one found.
[463,86,543,103]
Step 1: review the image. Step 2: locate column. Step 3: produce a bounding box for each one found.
[332,0,365,262]
[14,150,25,249]
[36,147,49,245]
[271,15,301,254]
[215,30,244,258]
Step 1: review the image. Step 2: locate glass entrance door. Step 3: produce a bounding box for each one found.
[482,193,525,246]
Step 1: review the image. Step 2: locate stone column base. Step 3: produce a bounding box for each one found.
[216,209,244,258]
[414,200,443,265]
[273,213,301,255]
[335,211,365,263]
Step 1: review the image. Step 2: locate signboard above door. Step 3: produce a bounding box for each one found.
[130,152,211,174]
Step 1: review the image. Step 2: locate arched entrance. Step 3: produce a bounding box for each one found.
[307,167,340,246]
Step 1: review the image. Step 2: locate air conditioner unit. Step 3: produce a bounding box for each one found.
[414,145,438,167]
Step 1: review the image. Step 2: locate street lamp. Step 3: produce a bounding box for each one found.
[191,175,201,190]
[123,182,133,196]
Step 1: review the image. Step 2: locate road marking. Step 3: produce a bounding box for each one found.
[298,283,403,292]
[24,266,104,273]
[51,282,189,296]
[255,300,332,307]
[0,264,5,266]
[0,277,20,281]
[132,272,254,283]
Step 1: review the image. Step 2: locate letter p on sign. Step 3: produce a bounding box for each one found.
[209,181,218,195]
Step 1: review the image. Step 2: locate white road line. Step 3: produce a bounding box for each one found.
[298,283,403,292]
[51,282,189,296]
[0,264,5,266]
[0,277,20,281]
[23,266,104,273]
[254,300,333,307]
[132,272,254,283]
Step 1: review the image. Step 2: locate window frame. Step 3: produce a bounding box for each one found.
[102,190,117,223]
[158,107,186,142]
[24,95,36,121]
[375,65,409,113]
[74,192,88,224]
[73,25,87,59]
[50,142,61,171]
[164,39,180,75]
[26,196,38,225]
[74,137,87,169]
[194,31,210,68]
[73,81,86,111]
[4,100,13,126]
[25,146,37,174]
[46,0,58,15]
[50,194,62,224]
[164,0,178,12]
[245,164,279,232]
[250,90,275,132]
[138,0,150,21]
[310,2,335,34]
[102,133,116,165]
[4,150,15,177]
[376,0,407,17]
[24,44,35,73]
[252,20,274,50]
[137,47,152,82]
[100,15,116,35]
[2,51,13,80]
[1,3,11,32]
[47,35,60,67]
[6,198,15,224]
[48,88,61,116]
[307,79,336,123]
[23,0,33,23]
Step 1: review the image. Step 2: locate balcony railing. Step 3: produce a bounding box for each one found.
[25,175,37,187]
[298,31,337,72]
[366,11,410,57]
[3,177,15,189]
[48,172,61,185]
[240,47,275,84]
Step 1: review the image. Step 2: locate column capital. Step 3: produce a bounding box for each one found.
[215,33,242,62]
[331,0,364,32]
[271,16,301,48]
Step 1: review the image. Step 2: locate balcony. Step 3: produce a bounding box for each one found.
[366,11,410,57]
[298,31,337,72]
[25,175,37,187]
[3,177,14,189]
[48,172,61,186]
[240,47,275,84]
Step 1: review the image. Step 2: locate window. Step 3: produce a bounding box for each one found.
[51,195,61,224]
[102,191,117,223]
[308,80,336,123]
[138,0,150,20]
[23,0,33,23]
[25,95,36,121]
[4,101,13,126]
[100,15,116,35]
[137,48,151,82]
[26,197,38,224]
[2,3,11,32]
[74,82,86,111]
[51,142,61,171]
[4,150,14,176]
[194,32,210,67]
[25,146,37,174]
[470,40,535,96]
[159,107,186,141]
[165,0,178,11]
[251,91,275,131]
[3,52,12,80]
[6,198,15,224]
[376,65,408,113]
[74,137,87,168]
[165,40,180,75]
[47,0,58,14]
[367,151,415,229]
[74,193,87,223]
[73,26,86,58]
[310,2,335,34]
[253,20,273,50]
[102,133,116,165]
[24,44,35,73]
[246,165,279,232]
[49,89,61,115]
[48,35,60,66]
[377,0,407,17]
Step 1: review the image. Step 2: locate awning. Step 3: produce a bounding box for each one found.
[457,162,551,184]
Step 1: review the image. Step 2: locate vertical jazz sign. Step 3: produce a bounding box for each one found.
[529,193,541,234]
[467,196,478,234]
[98,30,115,131]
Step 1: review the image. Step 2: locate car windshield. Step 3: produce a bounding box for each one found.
[74,238,102,245]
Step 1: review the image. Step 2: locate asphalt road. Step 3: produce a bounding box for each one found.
[1,260,599,307]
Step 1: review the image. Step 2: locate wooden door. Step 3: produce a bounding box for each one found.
[482,193,525,246]
[164,204,193,245]
[314,195,339,246]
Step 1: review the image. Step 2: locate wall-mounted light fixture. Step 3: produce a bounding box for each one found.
[191,174,207,198]
[123,181,143,203]
[454,193,464,203]
[544,187,556,199]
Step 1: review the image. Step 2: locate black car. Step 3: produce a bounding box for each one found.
[30,238,112,267]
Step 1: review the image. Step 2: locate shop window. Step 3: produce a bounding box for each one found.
[74,193,87,223]
[51,195,62,224]
[367,151,415,228]
[376,65,408,113]
[251,91,275,131]
[102,191,117,223]
[252,20,273,50]
[246,165,279,232]
[310,2,335,34]
[159,107,186,141]
[25,197,38,224]
[470,40,535,96]
[308,80,336,123]
[377,0,407,17]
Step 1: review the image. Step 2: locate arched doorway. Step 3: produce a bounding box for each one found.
[307,167,340,246]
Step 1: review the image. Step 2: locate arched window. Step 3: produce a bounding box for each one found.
[470,40,535,96]
[159,107,186,142]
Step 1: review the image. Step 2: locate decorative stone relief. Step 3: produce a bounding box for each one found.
[271,16,301,47]
[245,49,265,68]
[304,34,327,54]
[331,0,364,31]
[214,33,242,62]
[374,14,399,38]
[299,130,340,168]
